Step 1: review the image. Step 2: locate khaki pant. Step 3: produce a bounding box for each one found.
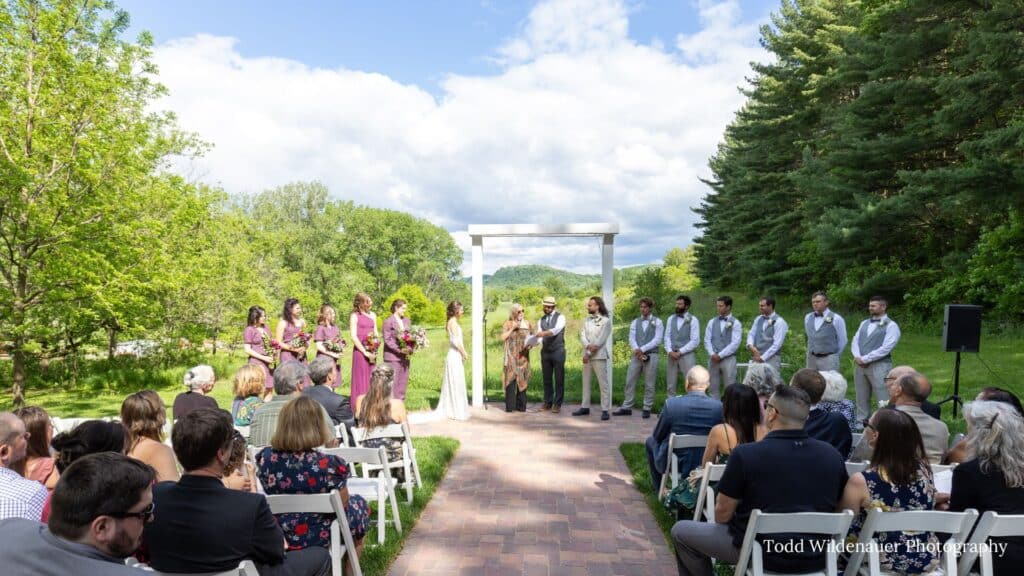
[581,358,610,411]
[665,352,697,397]
[708,355,737,397]
[624,354,658,410]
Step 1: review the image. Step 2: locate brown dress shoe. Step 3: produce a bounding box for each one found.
[552,405,561,414]
[539,403,552,412]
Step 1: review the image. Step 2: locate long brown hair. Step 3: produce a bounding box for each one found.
[317,304,336,326]
[121,390,167,449]
[353,292,372,313]
[869,408,930,485]
[13,406,52,459]
[359,365,395,429]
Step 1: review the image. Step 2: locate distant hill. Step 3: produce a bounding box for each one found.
[464,263,660,290]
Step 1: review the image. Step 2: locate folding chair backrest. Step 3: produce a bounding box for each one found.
[323,445,401,545]
[662,434,709,494]
[845,461,868,476]
[323,446,387,467]
[334,423,349,446]
[263,490,361,576]
[352,423,404,444]
[144,559,260,575]
[694,462,727,523]
[844,508,978,576]
[930,463,956,474]
[233,425,250,440]
[851,433,863,447]
[52,417,93,433]
[958,511,1024,576]
[734,510,854,576]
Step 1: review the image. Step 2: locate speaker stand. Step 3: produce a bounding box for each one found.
[938,351,963,418]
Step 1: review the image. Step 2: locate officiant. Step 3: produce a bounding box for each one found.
[501,304,532,412]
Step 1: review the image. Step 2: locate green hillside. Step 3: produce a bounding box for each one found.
[463,263,662,290]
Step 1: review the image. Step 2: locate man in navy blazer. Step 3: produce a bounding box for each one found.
[791,369,852,458]
[646,366,723,494]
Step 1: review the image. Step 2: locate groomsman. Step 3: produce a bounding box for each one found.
[851,296,901,420]
[613,297,663,419]
[704,296,742,397]
[575,296,612,420]
[804,291,847,372]
[746,297,788,372]
[663,295,700,397]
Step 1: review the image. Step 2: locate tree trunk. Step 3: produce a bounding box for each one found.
[12,342,26,408]
[107,324,118,360]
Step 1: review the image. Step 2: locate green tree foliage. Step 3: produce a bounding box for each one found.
[662,247,700,292]
[383,284,450,327]
[695,0,1024,319]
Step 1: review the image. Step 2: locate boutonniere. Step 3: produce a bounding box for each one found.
[767,315,776,327]
[824,313,834,324]
[878,318,888,328]
[684,313,692,322]
[724,319,734,329]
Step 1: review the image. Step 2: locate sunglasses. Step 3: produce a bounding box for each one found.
[111,501,155,523]
[861,418,875,431]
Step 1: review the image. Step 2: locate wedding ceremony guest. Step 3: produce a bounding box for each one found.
[146,408,331,576]
[745,297,787,372]
[0,453,155,575]
[304,355,355,428]
[349,292,378,416]
[946,387,1023,464]
[704,295,742,397]
[853,370,948,464]
[790,369,852,458]
[701,384,766,467]
[358,365,410,480]
[435,300,470,421]
[663,295,701,398]
[502,303,532,413]
[741,363,784,410]
[645,366,722,494]
[804,291,847,372]
[243,305,276,401]
[43,420,128,522]
[313,304,344,389]
[817,370,857,433]
[121,391,179,482]
[382,299,412,403]
[671,385,847,576]
[249,361,332,448]
[256,397,369,558]
[536,296,567,413]
[173,364,218,420]
[0,412,48,521]
[231,364,265,426]
[615,297,664,419]
[276,297,308,365]
[949,401,1024,575]
[575,296,611,419]
[840,408,940,574]
[221,431,254,493]
[851,296,901,420]
[12,406,59,490]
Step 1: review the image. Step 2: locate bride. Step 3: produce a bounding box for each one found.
[435,300,470,421]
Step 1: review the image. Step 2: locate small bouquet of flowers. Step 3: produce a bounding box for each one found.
[288,331,311,351]
[363,332,380,362]
[323,335,346,354]
[397,326,429,355]
[261,331,282,367]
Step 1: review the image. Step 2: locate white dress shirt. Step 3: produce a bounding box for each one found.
[704,315,742,358]
[851,315,901,363]
[746,313,788,361]
[663,313,701,355]
[629,315,664,353]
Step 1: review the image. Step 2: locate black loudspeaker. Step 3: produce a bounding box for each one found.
[943,304,982,353]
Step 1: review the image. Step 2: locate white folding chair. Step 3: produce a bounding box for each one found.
[233,425,251,440]
[51,417,94,433]
[843,508,978,576]
[351,424,417,503]
[693,462,728,523]
[334,423,349,447]
[658,433,709,496]
[845,461,869,476]
[957,511,1024,576]
[401,422,422,488]
[930,463,956,475]
[734,509,855,576]
[263,490,361,576]
[323,446,402,545]
[126,557,260,575]
[851,433,863,447]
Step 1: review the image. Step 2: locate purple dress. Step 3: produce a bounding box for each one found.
[279,320,307,364]
[314,324,343,387]
[243,325,274,391]
[350,313,375,405]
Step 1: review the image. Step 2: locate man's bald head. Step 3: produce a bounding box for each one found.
[685,366,711,391]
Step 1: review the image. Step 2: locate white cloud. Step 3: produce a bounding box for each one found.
[150,0,769,276]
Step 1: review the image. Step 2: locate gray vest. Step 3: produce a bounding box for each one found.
[752,315,776,352]
[633,317,658,351]
[540,312,564,353]
[666,314,693,352]
[805,314,840,355]
[710,316,733,354]
[858,320,889,359]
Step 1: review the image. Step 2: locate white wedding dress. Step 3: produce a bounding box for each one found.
[434,323,470,421]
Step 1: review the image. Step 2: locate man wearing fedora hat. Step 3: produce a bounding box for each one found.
[536,296,567,413]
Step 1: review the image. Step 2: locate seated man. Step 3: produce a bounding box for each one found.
[0,452,155,575]
[303,356,355,429]
[670,385,848,576]
[145,408,330,576]
[645,366,723,494]
[250,360,331,447]
[851,367,949,464]
[0,412,48,521]
[790,369,853,458]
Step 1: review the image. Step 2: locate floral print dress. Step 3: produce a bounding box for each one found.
[846,467,941,574]
[256,448,371,548]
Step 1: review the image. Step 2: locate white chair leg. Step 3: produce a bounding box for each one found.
[330,520,342,576]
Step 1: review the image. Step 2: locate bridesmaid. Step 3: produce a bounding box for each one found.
[382,299,412,406]
[275,297,308,364]
[314,304,344,388]
[349,292,378,416]
[242,305,275,401]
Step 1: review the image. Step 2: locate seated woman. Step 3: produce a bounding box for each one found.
[122,390,180,482]
[231,365,265,426]
[222,430,254,492]
[13,406,59,491]
[172,364,219,421]
[949,400,1024,575]
[840,408,940,574]
[255,396,370,558]
[741,362,784,418]
[817,370,857,433]
[701,384,766,466]
[44,419,127,522]
[357,364,409,480]
[945,387,1022,464]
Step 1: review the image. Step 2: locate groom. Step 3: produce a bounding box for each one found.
[536,296,567,413]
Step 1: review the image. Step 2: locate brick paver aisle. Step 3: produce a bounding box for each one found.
[389,404,678,576]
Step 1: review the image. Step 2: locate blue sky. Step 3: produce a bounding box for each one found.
[121,0,779,273]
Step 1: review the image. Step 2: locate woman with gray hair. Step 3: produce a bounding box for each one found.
[172,364,219,420]
[949,400,1024,574]
[741,362,784,418]
[817,370,857,433]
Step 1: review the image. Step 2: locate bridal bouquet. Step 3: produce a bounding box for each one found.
[323,335,346,354]
[260,330,282,367]
[363,332,381,362]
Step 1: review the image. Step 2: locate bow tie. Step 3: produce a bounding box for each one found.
[814,313,824,317]
[870,318,882,323]
[719,316,729,321]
